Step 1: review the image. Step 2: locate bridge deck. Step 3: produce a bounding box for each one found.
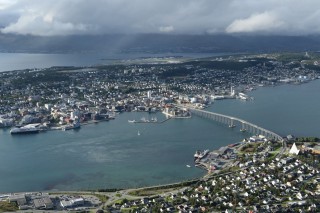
[189,108,283,141]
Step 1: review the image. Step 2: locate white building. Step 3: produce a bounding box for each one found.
[289,143,300,155]
[0,118,14,127]
[60,197,85,208]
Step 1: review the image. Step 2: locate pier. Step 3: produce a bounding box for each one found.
[128,118,171,124]
[188,108,283,141]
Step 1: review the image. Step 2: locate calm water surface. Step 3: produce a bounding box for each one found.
[0,52,320,193]
[1,80,320,192]
[210,80,320,137]
[0,52,223,72]
[0,112,246,193]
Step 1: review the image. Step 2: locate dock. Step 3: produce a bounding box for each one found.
[128,118,171,124]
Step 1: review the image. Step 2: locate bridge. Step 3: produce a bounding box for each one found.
[188,108,283,141]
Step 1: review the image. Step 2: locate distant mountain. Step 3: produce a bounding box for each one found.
[1,33,320,54]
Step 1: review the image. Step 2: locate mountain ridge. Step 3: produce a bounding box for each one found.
[1,33,320,54]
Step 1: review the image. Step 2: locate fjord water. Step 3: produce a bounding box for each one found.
[0,52,220,72]
[0,113,245,193]
[1,50,320,192]
[210,80,320,138]
[1,80,320,192]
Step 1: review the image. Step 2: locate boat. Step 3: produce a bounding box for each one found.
[240,128,247,132]
[62,125,73,131]
[228,124,236,128]
[199,149,209,158]
[140,117,149,122]
[211,95,225,100]
[194,150,201,158]
[238,93,249,100]
[194,149,209,159]
[228,142,241,147]
[128,120,136,123]
[10,124,40,134]
[186,165,191,168]
[137,131,140,136]
[73,121,81,129]
[62,121,81,131]
[150,117,157,122]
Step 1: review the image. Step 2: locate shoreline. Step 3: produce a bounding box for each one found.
[0,138,248,195]
[1,79,319,193]
[1,53,320,199]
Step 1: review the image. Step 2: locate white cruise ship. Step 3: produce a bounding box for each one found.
[10,124,41,134]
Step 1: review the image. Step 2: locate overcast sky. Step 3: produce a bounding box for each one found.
[1,0,320,36]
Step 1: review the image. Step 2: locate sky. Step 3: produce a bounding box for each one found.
[1,0,320,36]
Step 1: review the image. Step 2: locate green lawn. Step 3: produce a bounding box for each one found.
[0,201,18,212]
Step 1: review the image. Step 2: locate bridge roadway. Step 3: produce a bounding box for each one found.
[187,108,283,141]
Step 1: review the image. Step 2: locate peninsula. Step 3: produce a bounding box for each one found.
[1,52,320,130]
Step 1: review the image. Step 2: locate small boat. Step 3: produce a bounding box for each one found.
[238,92,249,100]
[140,117,149,122]
[62,125,73,131]
[228,124,236,128]
[128,120,136,123]
[228,142,240,147]
[240,128,247,132]
[137,131,140,136]
[150,117,157,122]
[186,165,191,168]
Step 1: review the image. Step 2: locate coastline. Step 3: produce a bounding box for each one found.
[2,52,320,195]
[1,78,319,193]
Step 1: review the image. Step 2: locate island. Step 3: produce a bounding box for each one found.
[1,52,320,131]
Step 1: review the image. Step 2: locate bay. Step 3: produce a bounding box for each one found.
[0,112,245,193]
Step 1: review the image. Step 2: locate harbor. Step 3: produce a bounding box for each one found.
[1,2,320,210]
[193,144,241,172]
[10,118,113,133]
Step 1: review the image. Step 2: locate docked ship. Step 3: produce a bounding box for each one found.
[62,121,81,131]
[62,125,73,131]
[10,124,40,134]
[210,95,225,100]
[194,149,209,159]
[238,92,249,100]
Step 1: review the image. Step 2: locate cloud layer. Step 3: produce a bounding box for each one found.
[1,0,320,36]
[226,12,284,33]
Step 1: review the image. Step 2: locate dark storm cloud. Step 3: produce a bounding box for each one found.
[1,0,320,36]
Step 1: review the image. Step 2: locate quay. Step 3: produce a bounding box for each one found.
[47,118,110,131]
[128,118,171,124]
